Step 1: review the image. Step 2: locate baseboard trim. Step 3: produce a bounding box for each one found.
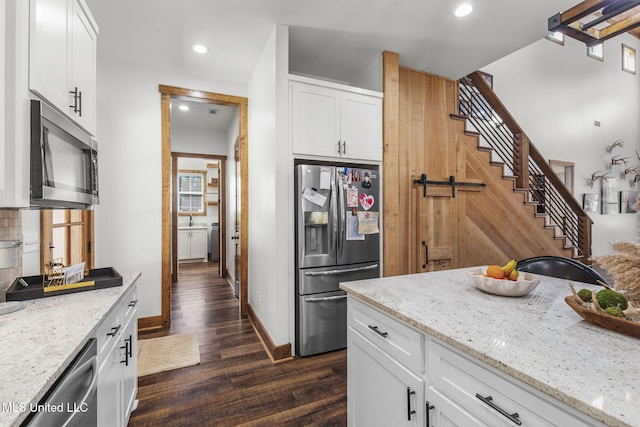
[246,303,292,363]
[138,315,163,332]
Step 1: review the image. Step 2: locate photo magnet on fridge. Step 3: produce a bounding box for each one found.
[361,171,372,189]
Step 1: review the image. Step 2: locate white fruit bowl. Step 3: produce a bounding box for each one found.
[468,268,540,297]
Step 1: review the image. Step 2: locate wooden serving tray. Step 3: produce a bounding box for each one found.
[565,296,640,339]
[6,267,123,301]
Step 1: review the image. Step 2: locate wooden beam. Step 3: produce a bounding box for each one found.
[382,51,401,277]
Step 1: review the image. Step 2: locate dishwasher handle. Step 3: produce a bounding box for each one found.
[62,356,98,426]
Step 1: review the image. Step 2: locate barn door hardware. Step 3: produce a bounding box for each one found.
[412,174,486,198]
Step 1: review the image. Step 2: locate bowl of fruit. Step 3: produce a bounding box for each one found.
[469,260,540,297]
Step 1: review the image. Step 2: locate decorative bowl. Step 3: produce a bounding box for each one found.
[564,296,640,339]
[468,268,540,297]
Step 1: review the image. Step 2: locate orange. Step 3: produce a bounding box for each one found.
[486,265,505,279]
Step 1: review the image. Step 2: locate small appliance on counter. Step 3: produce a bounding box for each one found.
[0,240,21,269]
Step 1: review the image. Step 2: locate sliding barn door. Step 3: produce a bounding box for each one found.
[400,68,460,273]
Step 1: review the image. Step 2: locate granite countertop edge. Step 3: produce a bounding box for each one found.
[340,269,636,427]
[0,271,141,427]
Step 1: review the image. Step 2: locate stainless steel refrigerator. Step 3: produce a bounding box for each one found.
[295,163,381,356]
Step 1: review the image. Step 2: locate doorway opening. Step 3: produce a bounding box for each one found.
[160,85,248,329]
[172,153,226,282]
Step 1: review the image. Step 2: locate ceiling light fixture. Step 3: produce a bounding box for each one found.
[178,105,189,111]
[454,3,473,18]
[192,44,209,54]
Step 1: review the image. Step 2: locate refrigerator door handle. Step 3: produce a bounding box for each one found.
[303,264,379,276]
[305,294,348,302]
[329,168,338,255]
[337,170,345,256]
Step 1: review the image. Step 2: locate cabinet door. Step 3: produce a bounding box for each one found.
[97,338,123,427]
[121,313,138,422]
[348,327,424,427]
[178,230,191,260]
[29,0,70,111]
[69,0,97,134]
[291,81,341,158]
[190,229,208,259]
[340,92,382,161]
[426,387,486,427]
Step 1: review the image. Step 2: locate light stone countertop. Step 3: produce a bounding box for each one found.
[340,267,639,427]
[0,271,141,427]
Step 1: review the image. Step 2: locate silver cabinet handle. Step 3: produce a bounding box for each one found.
[303,264,378,276]
[305,295,347,302]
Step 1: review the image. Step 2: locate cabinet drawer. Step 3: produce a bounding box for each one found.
[96,302,123,364]
[122,286,138,324]
[426,338,604,427]
[348,298,423,373]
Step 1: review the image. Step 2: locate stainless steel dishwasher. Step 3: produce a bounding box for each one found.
[23,338,98,426]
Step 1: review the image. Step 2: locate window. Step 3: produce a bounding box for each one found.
[41,210,94,271]
[177,170,206,215]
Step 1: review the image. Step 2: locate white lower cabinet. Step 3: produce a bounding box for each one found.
[96,284,138,427]
[178,229,208,261]
[426,386,484,427]
[347,298,424,427]
[348,328,424,426]
[347,297,605,427]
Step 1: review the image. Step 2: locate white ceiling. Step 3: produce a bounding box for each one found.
[86,0,580,130]
[170,98,236,131]
[85,0,579,85]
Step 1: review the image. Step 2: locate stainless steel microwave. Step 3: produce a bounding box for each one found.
[30,100,99,209]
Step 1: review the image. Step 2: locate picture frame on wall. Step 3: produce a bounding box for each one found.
[622,44,636,74]
[587,43,604,61]
[620,191,639,213]
[601,178,619,214]
[583,193,599,213]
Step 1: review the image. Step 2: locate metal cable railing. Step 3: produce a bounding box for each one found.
[458,74,591,259]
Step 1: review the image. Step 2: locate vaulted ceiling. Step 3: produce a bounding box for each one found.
[85,0,580,85]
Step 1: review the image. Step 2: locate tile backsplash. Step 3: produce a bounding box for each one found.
[0,210,22,301]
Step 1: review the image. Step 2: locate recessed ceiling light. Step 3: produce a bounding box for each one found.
[454,3,473,17]
[178,105,189,111]
[192,44,209,54]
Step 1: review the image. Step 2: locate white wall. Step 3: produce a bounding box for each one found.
[247,25,291,347]
[94,57,246,318]
[171,126,227,154]
[483,34,640,256]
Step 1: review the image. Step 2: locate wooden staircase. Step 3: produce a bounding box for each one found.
[455,71,592,262]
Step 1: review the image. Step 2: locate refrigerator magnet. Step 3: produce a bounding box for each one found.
[319,167,331,190]
[361,171,372,189]
[357,211,379,235]
[302,187,327,207]
[352,169,361,182]
[347,186,358,207]
[359,193,374,210]
[346,214,365,240]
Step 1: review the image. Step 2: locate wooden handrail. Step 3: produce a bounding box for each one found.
[462,71,594,259]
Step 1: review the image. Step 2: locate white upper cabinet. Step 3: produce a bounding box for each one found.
[290,77,382,162]
[29,0,97,135]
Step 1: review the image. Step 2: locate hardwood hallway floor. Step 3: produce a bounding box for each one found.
[129,262,347,426]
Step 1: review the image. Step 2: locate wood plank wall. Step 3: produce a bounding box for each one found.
[382,51,571,277]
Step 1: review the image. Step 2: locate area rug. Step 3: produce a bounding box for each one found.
[137,331,200,377]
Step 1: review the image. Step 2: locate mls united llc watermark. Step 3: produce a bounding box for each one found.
[2,401,90,414]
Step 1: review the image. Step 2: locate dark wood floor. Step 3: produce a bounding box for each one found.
[129,262,347,426]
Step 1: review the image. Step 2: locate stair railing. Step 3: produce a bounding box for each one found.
[458,71,592,261]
